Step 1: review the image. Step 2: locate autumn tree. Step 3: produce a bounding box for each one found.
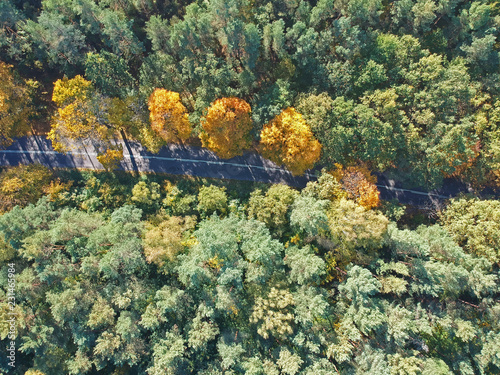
[0,164,53,211]
[0,62,32,146]
[148,89,192,143]
[48,75,125,166]
[143,215,196,272]
[200,97,253,159]
[48,75,105,151]
[330,164,381,209]
[259,108,321,176]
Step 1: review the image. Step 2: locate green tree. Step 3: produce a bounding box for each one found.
[197,185,228,217]
[439,197,500,264]
[247,184,298,237]
[85,51,134,98]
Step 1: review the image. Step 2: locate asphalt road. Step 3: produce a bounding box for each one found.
[0,136,316,185]
[0,136,480,206]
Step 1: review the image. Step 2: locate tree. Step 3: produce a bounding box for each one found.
[130,180,161,210]
[21,12,87,74]
[148,89,192,143]
[143,215,196,271]
[247,184,298,237]
[0,164,53,211]
[199,97,253,159]
[85,51,134,98]
[259,108,321,175]
[328,198,388,262]
[0,62,32,146]
[48,76,103,152]
[289,195,329,238]
[197,185,228,217]
[48,76,126,164]
[330,164,381,209]
[439,197,500,264]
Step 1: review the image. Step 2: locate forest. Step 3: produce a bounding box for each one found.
[0,0,500,374]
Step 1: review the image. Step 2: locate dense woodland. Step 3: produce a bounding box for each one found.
[1,0,500,374]
[0,164,498,374]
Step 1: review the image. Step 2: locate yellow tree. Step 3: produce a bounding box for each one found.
[48,76,123,168]
[0,62,32,147]
[259,108,321,175]
[49,76,107,152]
[148,89,192,143]
[200,97,253,159]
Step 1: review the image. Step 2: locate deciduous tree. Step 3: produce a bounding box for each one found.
[200,97,253,158]
[259,108,321,175]
[148,89,192,143]
[0,62,32,146]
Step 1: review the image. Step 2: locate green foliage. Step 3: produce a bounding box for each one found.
[4,0,500,372]
[85,52,134,98]
[247,184,298,237]
[197,185,228,217]
[439,197,500,263]
[289,195,329,237]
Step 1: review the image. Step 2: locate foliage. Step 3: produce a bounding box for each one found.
[200,97,253,159]
[247,184,298,237]
[96,147,124,171]
[0,164,53,211]
[330,164,381,209]
[148,89,192,143]
[260,108,321,176]
[197,185,228,217]
[143,215,196,271]
[0,176,497,374]
[3,0,500,372]
[439,197,500,264]
[0,62,32,146]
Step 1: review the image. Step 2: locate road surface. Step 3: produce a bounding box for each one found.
[0,136,481,206]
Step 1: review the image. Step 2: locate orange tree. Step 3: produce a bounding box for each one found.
[330,164,380,209]
[199,97,253,159]
[259,107,321,175]
[148,89,192,143]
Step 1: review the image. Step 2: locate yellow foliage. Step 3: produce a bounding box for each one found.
[207,255,224,271]
[143,216,196,270]
[148,89,192,143]
[0,62,31,146]
[43,179,73,202]
[24,370,46,375]
[52,75,92,107]
[259,107,321,175]
[107,97,132,131]
[0,164,53,210]
[49,76,119,163]
[290,234,300,244]
[330,164,380,209]
[200,97,253,159]
[96,148,124,171]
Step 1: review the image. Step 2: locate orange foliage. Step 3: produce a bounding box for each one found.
[330,164,380,209]
[442,141,481,179]
[148,89,192,143]
[259,108,321,176]
[200,97,253,159]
